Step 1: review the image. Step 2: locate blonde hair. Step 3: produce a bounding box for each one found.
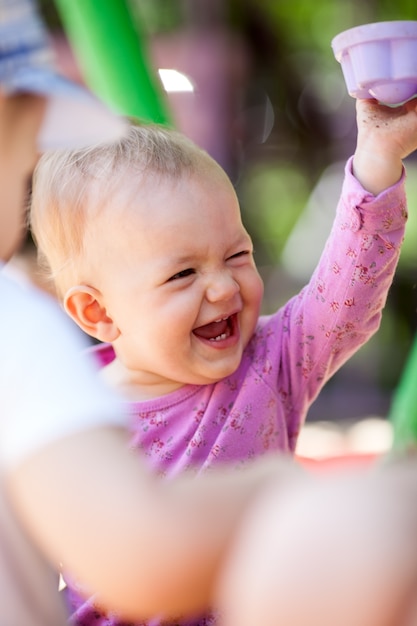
[30,123,218,297]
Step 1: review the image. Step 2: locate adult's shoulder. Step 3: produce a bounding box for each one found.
[0,272,124,469]
[1,272,88,350]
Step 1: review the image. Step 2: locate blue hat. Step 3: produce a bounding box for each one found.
[0,0,127,149]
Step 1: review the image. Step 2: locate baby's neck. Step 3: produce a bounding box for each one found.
[99,358,185,401]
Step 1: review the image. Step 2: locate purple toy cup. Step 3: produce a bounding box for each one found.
[332,21,417,105]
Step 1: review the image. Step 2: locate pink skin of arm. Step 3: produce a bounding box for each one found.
[353,98,417,195]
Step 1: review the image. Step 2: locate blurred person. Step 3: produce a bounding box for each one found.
[0,0,294,624]
[29,88,417,625]
[218,456,417,626]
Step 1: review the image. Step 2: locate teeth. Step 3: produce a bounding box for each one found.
[214,317,228,322]
[209,333,227,342]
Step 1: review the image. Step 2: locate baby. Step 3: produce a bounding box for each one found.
[30,97,417,625]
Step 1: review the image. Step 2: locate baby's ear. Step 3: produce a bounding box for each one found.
[64,286,120,343]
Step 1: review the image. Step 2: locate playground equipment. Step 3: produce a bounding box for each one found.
[53,0,172,125]
[387,336,417,453]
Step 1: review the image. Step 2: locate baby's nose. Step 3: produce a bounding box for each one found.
[205,271,240,302]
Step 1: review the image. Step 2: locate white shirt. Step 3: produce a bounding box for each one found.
[0,269,124,469]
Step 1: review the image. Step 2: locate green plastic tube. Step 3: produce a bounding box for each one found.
[389,334,417,452]
[53,0,172,124]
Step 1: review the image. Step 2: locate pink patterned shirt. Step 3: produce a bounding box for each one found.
[67,158,407,626]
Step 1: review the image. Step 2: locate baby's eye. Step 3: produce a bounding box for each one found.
[168,268,195,281]
[228,250,251,260]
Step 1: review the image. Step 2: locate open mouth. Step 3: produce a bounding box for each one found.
[193,314,236,342]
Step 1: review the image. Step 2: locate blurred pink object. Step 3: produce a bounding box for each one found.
[332,21,417,106]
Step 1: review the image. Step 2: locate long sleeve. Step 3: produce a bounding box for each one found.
[272,156,407,436]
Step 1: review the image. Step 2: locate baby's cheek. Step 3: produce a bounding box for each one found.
[247,270,264,307]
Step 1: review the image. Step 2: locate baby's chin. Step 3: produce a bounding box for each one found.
[193,359,243,385]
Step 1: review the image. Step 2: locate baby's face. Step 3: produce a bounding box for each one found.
[89,168,264,396]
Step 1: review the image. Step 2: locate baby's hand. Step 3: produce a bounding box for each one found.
[353,98,417,195]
